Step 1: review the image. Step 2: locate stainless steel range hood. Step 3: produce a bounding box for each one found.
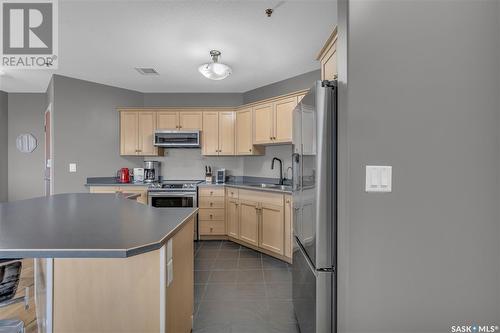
[153,130,201,148]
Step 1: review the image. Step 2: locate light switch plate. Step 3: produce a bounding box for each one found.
[365,165,392,192]
[69,163,77,173]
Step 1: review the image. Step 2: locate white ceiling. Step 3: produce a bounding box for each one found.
[0,0,337,93]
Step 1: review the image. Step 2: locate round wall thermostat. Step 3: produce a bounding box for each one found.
[16,133,37,153]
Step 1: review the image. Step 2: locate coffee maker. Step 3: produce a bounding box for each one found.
[143,161,161,183]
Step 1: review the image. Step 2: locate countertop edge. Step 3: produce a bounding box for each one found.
[0,208,198,259]
[198,183,292,194]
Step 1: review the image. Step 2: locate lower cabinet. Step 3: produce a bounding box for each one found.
[259,203,284,255]
[226,198,240,239]
[88,186,148,205]
[238,200,260,247]
[198,186,226,237]
[197,186,292,262]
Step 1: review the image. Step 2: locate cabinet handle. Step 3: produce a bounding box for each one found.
[210,227,213,233]
[249,148,252,152]
[210,214,213,219]
[210,191,214,195]
[210,202,213,207]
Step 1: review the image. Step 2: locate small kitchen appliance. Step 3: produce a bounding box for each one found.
[117,168,130,183]
[133,168,144,182]
[154,130,200,148]
[216,169,226,183]
[144,161,161,183]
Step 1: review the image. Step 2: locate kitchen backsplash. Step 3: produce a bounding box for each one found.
[145,145,292,181]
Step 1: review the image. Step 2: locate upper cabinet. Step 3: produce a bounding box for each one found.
[120,110,158,156]
[273,97,296,143]
[253,96,297,145]
[236,107,264,155]
[317,27,337,81]
[180,112,203,130]
[253,103,274,145]
[157,110,202,130]
[117,91,304,156]
[202,111,235,156]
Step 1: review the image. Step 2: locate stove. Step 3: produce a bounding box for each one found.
[148,180,203,192]
[147,180,203,241]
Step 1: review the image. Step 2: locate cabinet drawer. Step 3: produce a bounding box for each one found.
[225,188,239,199]
[199,196,225,208]
[199,220,225,235]
[238,189,284,206]
[199,208,225,221]
[199,187,224,197]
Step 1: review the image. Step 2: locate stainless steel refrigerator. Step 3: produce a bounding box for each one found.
[292,80,337,333]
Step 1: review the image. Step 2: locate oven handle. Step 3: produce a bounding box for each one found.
[147,192,197,197]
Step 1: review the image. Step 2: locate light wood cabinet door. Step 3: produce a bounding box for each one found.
[218,111,235,155]
[236,108,253,155]
[227,198,239,239]
[157,111,179,130]
[179,111,202,130]
[120,111,139,155]
[202,112,219,155]
[239,200,259,246]
[274,97,297,143]
[284,195,293,259]
[259,203,285,255]
[253,103,273,144]
[137,112,157,156]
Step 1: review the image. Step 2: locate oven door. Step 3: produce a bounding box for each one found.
[148,192,196,208]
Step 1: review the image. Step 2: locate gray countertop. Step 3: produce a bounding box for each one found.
[0,193,197,259]
[198,182,292,194]
[85,177,150,187]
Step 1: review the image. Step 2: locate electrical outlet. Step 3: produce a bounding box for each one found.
[69,163,77,173]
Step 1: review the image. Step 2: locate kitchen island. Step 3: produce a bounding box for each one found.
[0,193,197,333]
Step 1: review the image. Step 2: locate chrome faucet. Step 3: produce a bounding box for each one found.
[271,157,284,185]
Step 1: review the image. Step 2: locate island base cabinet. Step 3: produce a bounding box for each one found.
[50,217,195,333]
[166,218,194,333]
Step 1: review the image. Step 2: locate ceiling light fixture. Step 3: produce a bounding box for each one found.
[198,50,232,80]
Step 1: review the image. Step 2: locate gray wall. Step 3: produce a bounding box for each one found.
[338,1,500,332]
[242,145,292,180]
[151,145,292,181]
[52,75,144,194]
[243,70,320,104]
[144,93,242,107]
[0,91,7,202]
[7,93,46,201]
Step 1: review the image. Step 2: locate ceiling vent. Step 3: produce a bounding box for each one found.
[135,67,159,75]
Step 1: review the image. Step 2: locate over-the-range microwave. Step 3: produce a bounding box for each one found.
[153,130,201,148]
